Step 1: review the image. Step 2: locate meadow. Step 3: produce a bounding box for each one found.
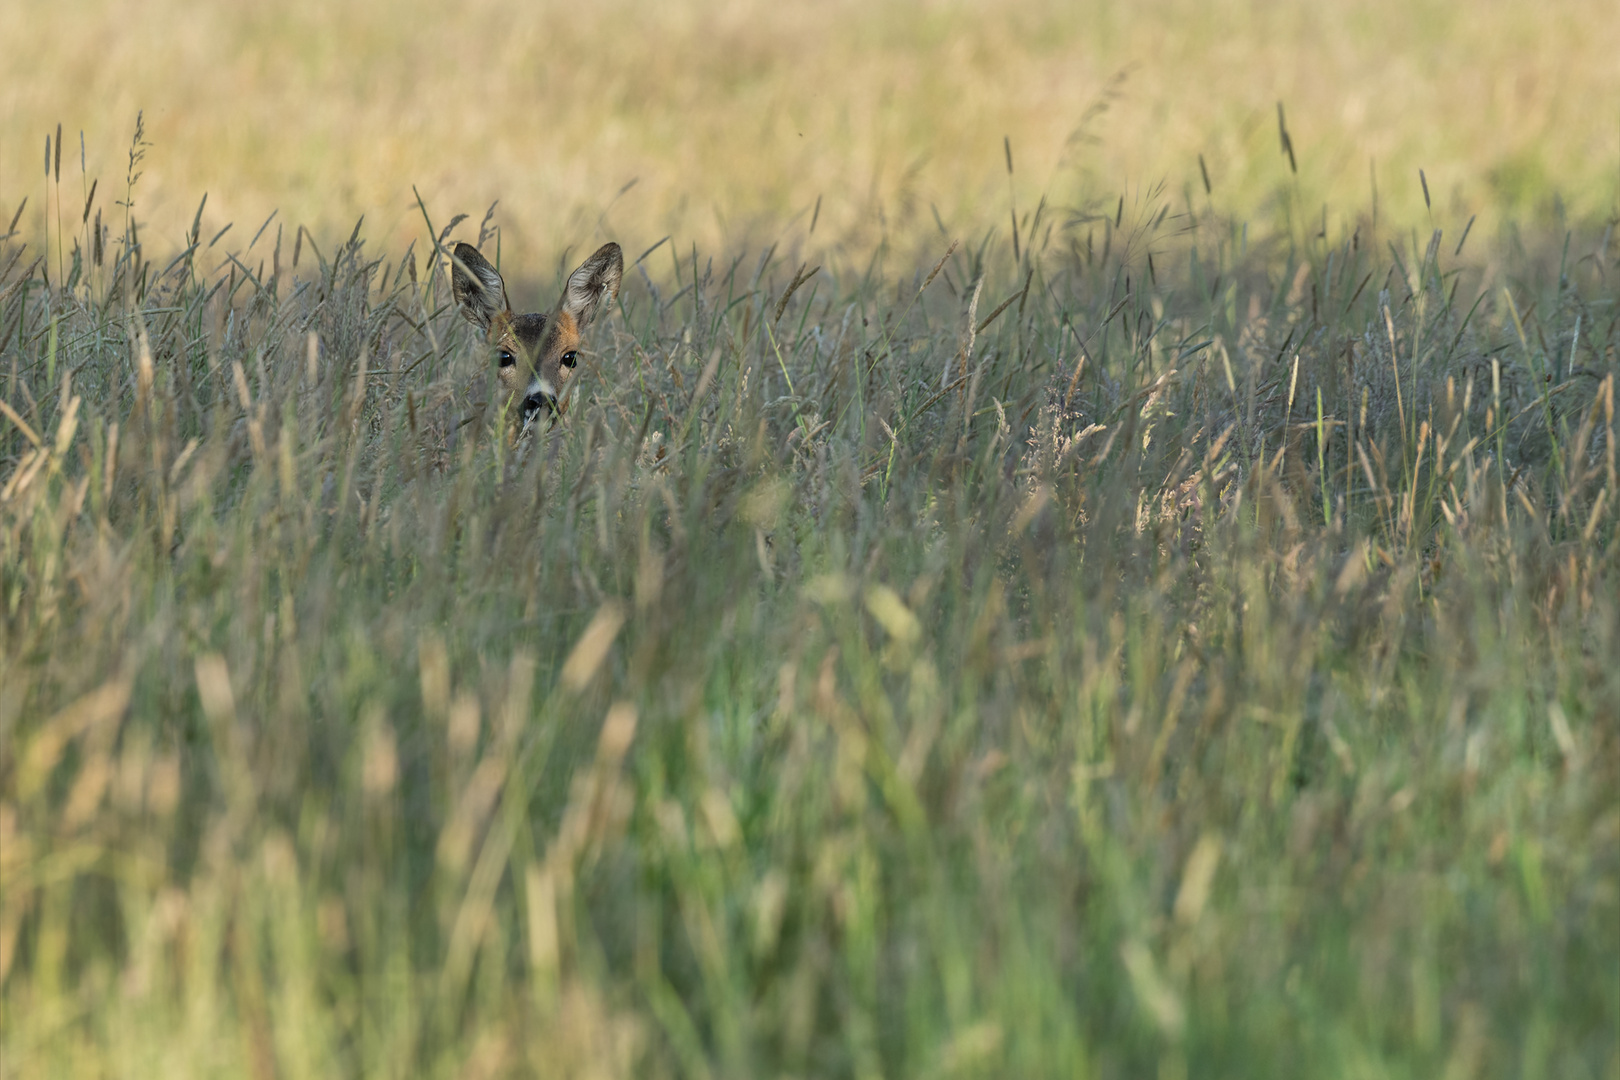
[3,1,1619,1077]
[5,0,1618,257]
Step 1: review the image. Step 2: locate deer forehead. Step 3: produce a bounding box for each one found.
[481,309,582,374]
[547,311,580,352]
[484,313,550,366]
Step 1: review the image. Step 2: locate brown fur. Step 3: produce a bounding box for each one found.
[451,241,624,427]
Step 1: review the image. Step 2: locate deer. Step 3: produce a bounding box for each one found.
[450,241,624,430]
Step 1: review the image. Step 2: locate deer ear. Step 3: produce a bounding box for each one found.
[451,242,508,332]
[560,243,623,330]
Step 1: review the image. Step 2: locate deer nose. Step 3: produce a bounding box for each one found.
[521,378,558,421]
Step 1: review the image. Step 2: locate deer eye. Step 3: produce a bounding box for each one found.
[498,349,516,368]
[561,351,578,369]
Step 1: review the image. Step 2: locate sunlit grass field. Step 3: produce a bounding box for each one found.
[5,0,1619,257]
[4,1,1619,1078]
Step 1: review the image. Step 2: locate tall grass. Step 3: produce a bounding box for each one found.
[1,135,1617,1077]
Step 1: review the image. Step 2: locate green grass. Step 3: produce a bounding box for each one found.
[2,141,1617,1078]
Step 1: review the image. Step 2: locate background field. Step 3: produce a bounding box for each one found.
[3,2,1619,1079]
[4,0,1619,261]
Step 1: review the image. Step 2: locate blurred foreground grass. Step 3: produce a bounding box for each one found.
[2,107,1617,1076]
[4,0,1619,259]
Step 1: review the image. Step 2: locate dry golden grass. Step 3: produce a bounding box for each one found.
[5,0,1617,260]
